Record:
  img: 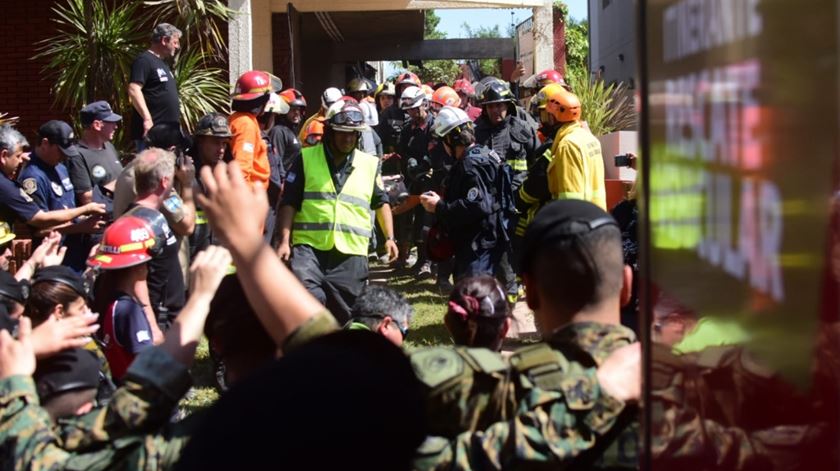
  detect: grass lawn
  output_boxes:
[178,261,453,413]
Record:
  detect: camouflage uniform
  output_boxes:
[284,312,638,470]
[0,347,194,470]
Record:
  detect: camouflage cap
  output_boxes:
[194,113,232,138]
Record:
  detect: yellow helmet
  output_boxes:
[0,221,15,246]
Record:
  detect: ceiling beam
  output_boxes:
[272,0,547,12]
[330,38,515,61]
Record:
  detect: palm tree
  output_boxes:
[173,50,230,132]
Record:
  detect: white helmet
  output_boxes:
[264,92,290,115]
[400,86,426,110]
[433,106,471,138]
[321,87,343,109]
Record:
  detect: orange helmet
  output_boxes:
[537,84,581,123]
[232,71,281,101]
[302,118,325,146]
[431,86,461,109]
[88,216,157,269]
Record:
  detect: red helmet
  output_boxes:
[88,216,157,270]
[232,71,280,101]
[279,88,307,108]
[453,79,475,97]
[396,72,421,87]
[524,69,570,91]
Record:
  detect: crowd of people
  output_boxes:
[0,21,834,471]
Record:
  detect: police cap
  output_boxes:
[33,348,100,403]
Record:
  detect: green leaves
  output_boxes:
[567,69,636,137]
[143,0,233,65]
[35,0,146,116]
[172,50,230,133]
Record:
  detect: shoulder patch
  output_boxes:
[467,187,480,201]
[91,165,107,179]
[162,194,183,213]
[410,347,465,389]
[22,178,37,195]
[19,188,33,202]
[51,181,64,196]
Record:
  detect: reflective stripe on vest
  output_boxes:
[196,210,208,225]
[292,144,378,255]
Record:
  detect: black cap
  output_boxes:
[38,120,80,158]
[80,101,122,126]
[194,113,232,138]
[34,348,100,402]
[521,199,619,274]
[32,266,87,299]
[0,270,25,304]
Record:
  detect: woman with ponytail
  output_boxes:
[444,275,511,351]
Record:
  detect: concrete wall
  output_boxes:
[588,0,635,87]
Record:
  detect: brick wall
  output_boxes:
[0,0,65,141]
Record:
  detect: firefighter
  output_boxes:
[276,100,398,323]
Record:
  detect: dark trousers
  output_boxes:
[290,244,368,324]
[453,245,502,282]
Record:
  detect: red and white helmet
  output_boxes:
[400,86,426,110]
[88,216,157,270]
[232,71,281,101]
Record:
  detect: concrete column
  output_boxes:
[532,0,555,72]
[251,0,273,73]
[228,0,253,83]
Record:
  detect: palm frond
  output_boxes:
[172,50,230,132]
[143,0,233,64]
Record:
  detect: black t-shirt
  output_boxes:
[129,51,180,140]
[68,141,123,193]
[123,205,185,314]
[268,123,302,175]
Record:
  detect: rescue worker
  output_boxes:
[395,85,437,274]
[188,112,232,259]
[346,79,382,156]
[521,68,571,92]
[374,82,396,114]
[260,92,289,242]
[420,106,510,281]
[270,88,307,173]
[229,70,278,189]
[299,87,343,145]
[301,119,325,148]
[377,71,421,156]
[475,81,539,303]
[430,86,461,115]
[547,88,606,210]
[20,121,108,271]
[513,84,568,256]
[276,100,399,323]
[453,79,482,121]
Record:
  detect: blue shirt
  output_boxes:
[0,171,40,224]
[19,153,76,212]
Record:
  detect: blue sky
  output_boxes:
[436,0,588,38]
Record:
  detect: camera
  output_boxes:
[614,154,633,167]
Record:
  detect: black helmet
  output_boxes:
[194,113,232,138]
[480,81,515,106]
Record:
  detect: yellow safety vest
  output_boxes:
[292,144,379,256]
[547,122,607,210]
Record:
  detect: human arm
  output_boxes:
[66,155,94,206]
[26,202,106,228]
[515,146,553,213]
[196,162,328,346]
[168,156,197,237]
[130,275,165,345]
[228,117,259,185]
[127,82,153,136]
[431,172,493,229]
[375,203,398,262]
[275,156,304,260]
[14,231,65,281]
[276,204,296,261]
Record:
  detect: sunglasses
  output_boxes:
[359,315,408,340]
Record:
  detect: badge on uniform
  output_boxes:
[22,178,37,195]
[163,194,183,213]
[467,187,479,201]
[51,181,64,196]
[92,165,106,180]
[242,142,255,153]
[286,172,296,183]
